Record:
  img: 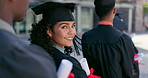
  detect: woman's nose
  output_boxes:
[68,28,76,35]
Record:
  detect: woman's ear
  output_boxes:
[47,28,53,37]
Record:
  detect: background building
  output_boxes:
[13,0,147,36]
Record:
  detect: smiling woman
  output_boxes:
[47,21,76,48]
[29,1,87,78]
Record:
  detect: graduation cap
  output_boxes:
[113,14,128,31]
[32,1,76,24]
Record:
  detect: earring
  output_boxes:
[50,37,52,40]
[50,37,54,42]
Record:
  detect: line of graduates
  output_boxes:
[0,0,139,78]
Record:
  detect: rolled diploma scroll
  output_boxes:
[134,53,144,61]
[57,59,73,78]
[80,58,90,75]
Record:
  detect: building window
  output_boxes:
[81,7,94,32]
[13,9,42,34]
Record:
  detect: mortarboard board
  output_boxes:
[113,14,128,31]
[32,1,76,24]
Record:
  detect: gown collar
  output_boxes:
[0,19,15,35]
[52,44,65,53]
[98,21,113,26]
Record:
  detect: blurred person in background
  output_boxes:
[113,13,128,33]
[82,0,139,78]
[113,13,140,78]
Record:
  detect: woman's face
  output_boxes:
[47,21,76,48]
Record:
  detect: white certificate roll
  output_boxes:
[80,58,90,75]
[57,59,73,78]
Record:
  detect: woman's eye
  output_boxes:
[72,25,76,28]
[61,26,67,29]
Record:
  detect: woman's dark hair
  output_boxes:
[29,19,55,55]
[29,19,81,55]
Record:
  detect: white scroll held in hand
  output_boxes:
[57,59,73,78]
[80,58,90,76]
[134,53,144,61]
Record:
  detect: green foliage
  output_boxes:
[144,3,148,13]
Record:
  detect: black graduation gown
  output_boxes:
[51,48,88,78]
[82,25,139,78]
[0,30,57,78]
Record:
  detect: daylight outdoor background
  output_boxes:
[15,0,148,78]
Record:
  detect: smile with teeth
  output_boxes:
[65,37,73,40]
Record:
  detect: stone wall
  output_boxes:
[135,0,144,32]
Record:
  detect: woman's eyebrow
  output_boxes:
[73,22,76,25]
[58,22,76,27]
[59,23,69,26]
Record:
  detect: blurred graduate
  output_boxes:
[82,0,139,78]
[113,13,128,33]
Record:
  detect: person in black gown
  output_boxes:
[29,1,87,78]
[113,13,140,78]
[82,0,139,78]
[113,13,128,33]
